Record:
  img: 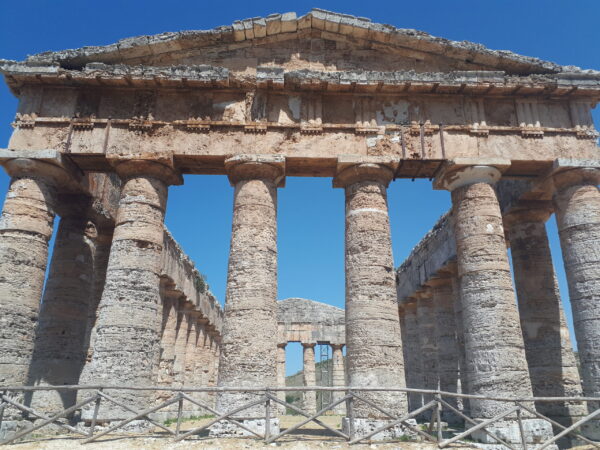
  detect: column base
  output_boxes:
[342,417,417,441]
[209,418,280,437]
[470,418,556,449]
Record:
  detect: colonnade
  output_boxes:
[154,286,221,419]
[0,153,598,442]
[275,342,346,415]
[398,160,600,443]
[0,155,221,424]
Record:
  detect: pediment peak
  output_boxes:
[16,9,594,76]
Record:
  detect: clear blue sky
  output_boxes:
[0,0,598,376]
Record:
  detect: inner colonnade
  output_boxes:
[0,8,599,446]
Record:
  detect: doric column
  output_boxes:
[428,276,461,425]
[0,158,65,386]
[331,344,346,415]
[183,313,199,386]
[171,301,189,390]
[81,157,182,420]
[400,300,423,412]
[302,343,317,414]
[26,196,98,414]
[194,319,212,405]
[435,159,553,444]
[333,156,408,432]
[155,287,179,412]
[207,331,220,409]
[451,273,470,418]
[553,163,600,409]
[506,204,586,432]
[83,227,113,367]
[276,343,287,414]
[416,289,437,415]
[216,155,284,427]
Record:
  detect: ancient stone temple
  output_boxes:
[0,8,599,445]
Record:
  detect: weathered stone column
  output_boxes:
[0,158,66,387]
[428,276,461,425]
[333,157,408,437]
[182,312,200,416]
[506,204,586,433]
[552,161,600,439]
[331,344,346,414]
[435,159,553,444]
[400,300,423,412]
[83,227,114,365]
[154,287,179,419]
[302,343,317,414]
[276,343,287,414]
[416,289,437,418]
[171,301,189,390]
[26,196,98,414]
[81,157,182,420]
[215,155,284,434]
[450,273,470,418]
[194,319,212,405]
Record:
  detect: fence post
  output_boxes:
[89,388,103,438]
[175,393,184,438]
[436,393,443,442]
[265,390,271,441]
[346,391,355,441]
[516,407,528,450]
[0,390,6,431]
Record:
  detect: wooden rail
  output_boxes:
[0,385,598,448]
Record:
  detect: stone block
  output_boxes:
[471,418,555,447]
[342,418,417,441]
[209,418,280,437]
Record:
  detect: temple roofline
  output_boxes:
[6,9,598,76]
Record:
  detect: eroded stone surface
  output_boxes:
[399,301,423,413]
[449,172,534,418]
[81,164,175,420]
[216,155,283,420]
[302,343,317,414]
[26,200,98,414]
[553,168,600,414]
[429,277,460,425]
[335,160,407,419]
[506,206,586,433]
[0,175,56,387]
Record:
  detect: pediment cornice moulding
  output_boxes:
[2,62,599,99]
[6,9,599,76]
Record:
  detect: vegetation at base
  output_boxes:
[164,414,214,426]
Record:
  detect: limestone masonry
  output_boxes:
[0,8,599,446]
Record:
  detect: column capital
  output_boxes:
[0,149,85,192]
[301,342,316,349]
[503,202,553,229]
[277,342,287,349]
[551,159,600,191]
[108,153,182,186]
[224,154,285,186]
[433,158,510,191]
[330,343,345,351]
[333,155,398,188]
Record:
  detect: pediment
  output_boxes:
[20,9,584,76]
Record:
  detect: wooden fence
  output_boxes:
[0,385,598,448]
